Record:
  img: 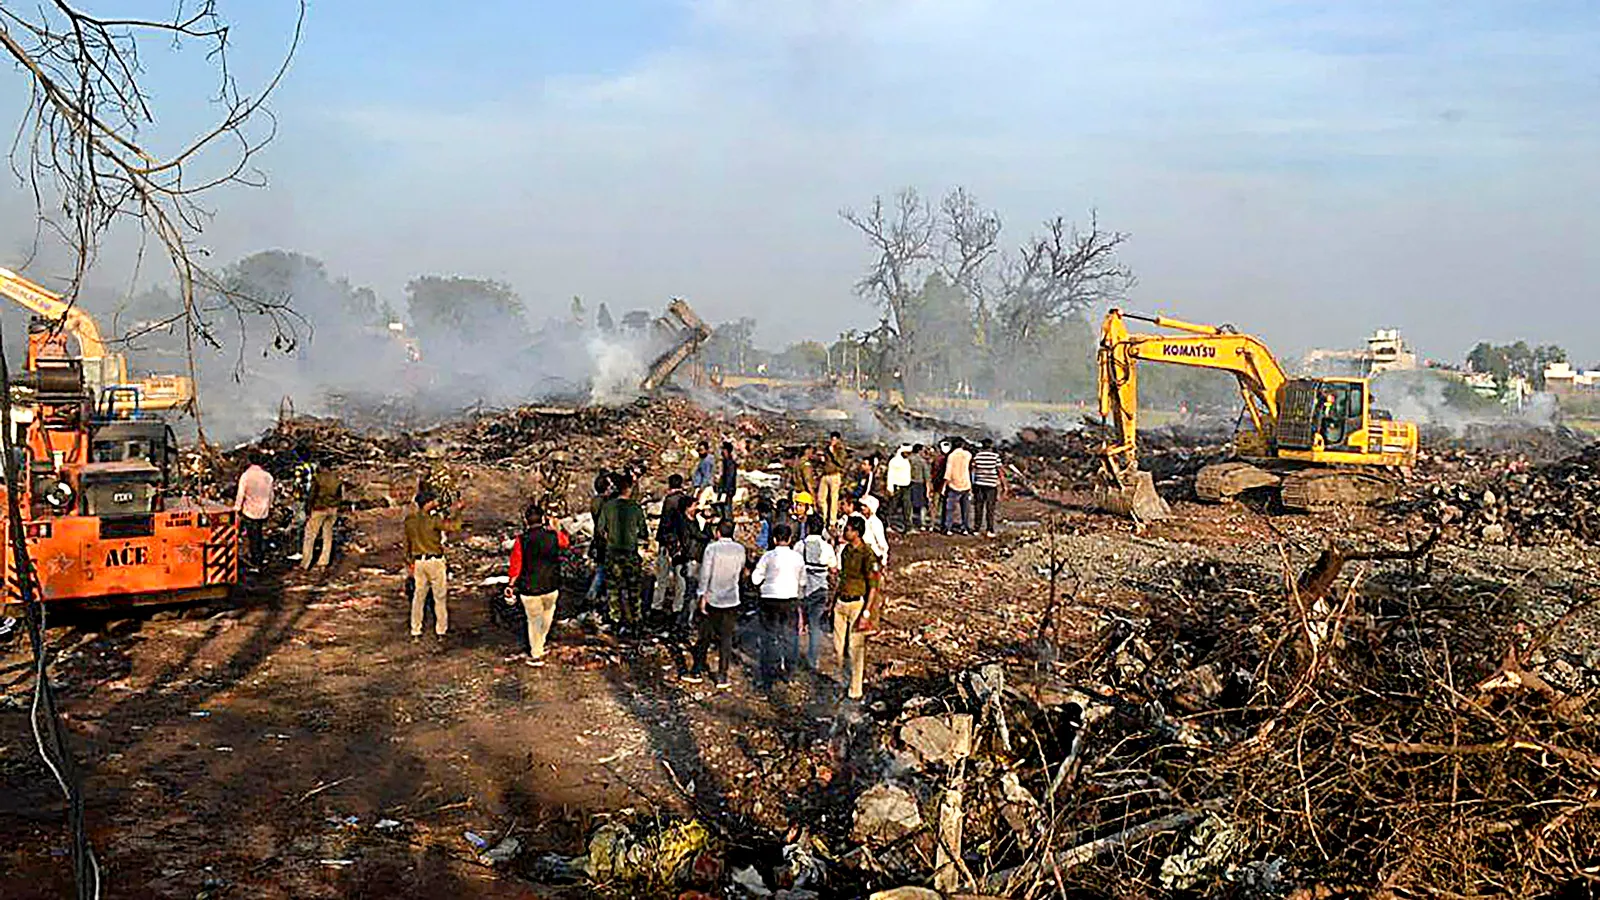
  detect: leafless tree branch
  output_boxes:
[0,0,306,435]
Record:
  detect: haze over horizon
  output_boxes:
[3,0,1597,364]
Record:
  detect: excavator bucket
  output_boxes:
[1095,469,1172,522]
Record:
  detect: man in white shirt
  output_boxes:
[233,454,274,572]
[798,513,839,670]
[687,520,746,688]
[859,495,890,568]
[750,522,806,685]
[885,445,913,533]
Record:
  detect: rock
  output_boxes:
[1482,523,1506,543]
[900,714,974,767]
[852,783,924,845]
[868,888,942,900]
[1174,663,1224,712]
[999,771,1040,842]
[731,865,771,897]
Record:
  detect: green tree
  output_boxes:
[1466,341,1567,391]
[405,275,527,344]
[703,317,760,374]
[773,341,829,378]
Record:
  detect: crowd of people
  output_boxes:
[234,429,1010,703]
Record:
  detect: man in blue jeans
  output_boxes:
[751,522,805,686]
[797,513,838,670]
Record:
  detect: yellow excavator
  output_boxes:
[1097,308,1418,520]
[0,266,193,416]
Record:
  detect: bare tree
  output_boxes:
[840,188,935,397]
[1,1,306,393]
[994,211,1133,353]
[845,187,1133,401]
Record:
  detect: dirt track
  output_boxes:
[3,433,1598,897]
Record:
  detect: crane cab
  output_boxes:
[1276,378,1417,467]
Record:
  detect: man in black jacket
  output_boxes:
[654,474,691,623]
[506,503,570,667]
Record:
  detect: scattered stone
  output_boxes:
[852,783,924,845]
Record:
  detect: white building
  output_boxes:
[1543,361,1600,394]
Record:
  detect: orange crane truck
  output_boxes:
[2,312,237,614]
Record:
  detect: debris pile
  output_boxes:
[1395,441,1600,544]
[1005,423,1230,499]
[770,543,1600,897]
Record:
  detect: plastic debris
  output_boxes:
[1159,813,1246,890]
[580,817,714,887]
[478,835,521,866]
[463,831,488,849]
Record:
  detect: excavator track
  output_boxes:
[1194,461,1282,503]
[1278,468,1398,510]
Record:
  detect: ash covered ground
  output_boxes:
[2,395,1598,899]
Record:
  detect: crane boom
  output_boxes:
[0,266,194,415]
[0,266,108,358]
[1099,308,1288,481]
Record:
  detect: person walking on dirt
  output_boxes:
[886,445,913,532]
[909,443,931,531]
[816,432,848,524]
[506,502,569,666]
[751,522,805,686]
[715,441,738,522]
[943,439,974,535]
[834,516,879,702]
[300,463,343,569]
[405,489,460,639]
[799,512,838,671]
[687,519,746,688]
[655,473,692,623]
[596,471,646,634]
[970,438,1008,538]
[233,453,274,572]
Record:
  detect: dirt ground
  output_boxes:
[2,443,1597,897]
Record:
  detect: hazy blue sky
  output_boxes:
[3,0,1597,361]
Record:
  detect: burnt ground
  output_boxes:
[2,417,1599,898]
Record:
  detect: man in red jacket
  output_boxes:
[505,503,570,666]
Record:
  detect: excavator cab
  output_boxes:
[1278,378,1366,452]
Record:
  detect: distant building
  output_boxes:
[1366,329,1417,374]
[1543,361,1600,395]
[1302,328,1419,377]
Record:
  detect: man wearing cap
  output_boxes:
[816,432,848,524]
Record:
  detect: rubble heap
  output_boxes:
[811,547,1600,897]
[1395,441,1600,545]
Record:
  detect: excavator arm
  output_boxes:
[1097,308,1291,519]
